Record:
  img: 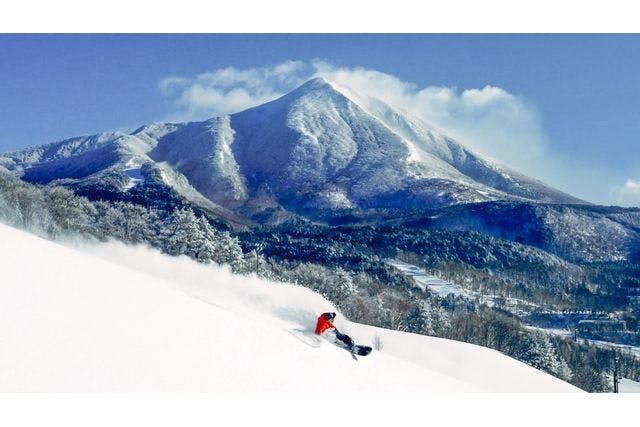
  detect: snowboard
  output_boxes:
[334,331,372,357]
[351,345,373,356]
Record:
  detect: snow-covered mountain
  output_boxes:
[0,223,580,392]
[0,77,582,220]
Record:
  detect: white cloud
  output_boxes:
[610,179,640,207]
[159,60,309,121]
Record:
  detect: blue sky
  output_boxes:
[1,34,639,206]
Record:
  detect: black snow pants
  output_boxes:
[335,330,354,349]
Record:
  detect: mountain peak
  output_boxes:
[283,76,342,99]
[302,76,330,87]
[233,76,353,121]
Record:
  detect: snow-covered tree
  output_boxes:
[194,215,217,263]
[7,185,45,231]
[43,186,95,237]
[406,304,428,334]
[0,180,21,226]
[211,230,244,269]
[405,300,449,336]
[515,332,572,381]
[162,207,202,258]
[92,201,159,245]
[157,209,244,270]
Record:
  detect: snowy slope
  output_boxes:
[386,259,474,298]
[388,259,540,317]
[0,223,580,392]
[619,378,640,393]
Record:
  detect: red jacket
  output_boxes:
[315,313,335,335]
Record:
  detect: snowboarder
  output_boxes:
[315,312,355,350]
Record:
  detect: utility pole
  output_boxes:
[613,355,619,393]
[254,242,264,276]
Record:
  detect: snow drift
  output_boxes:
[0,223,580,392]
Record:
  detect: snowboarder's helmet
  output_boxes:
[326,312,336,321]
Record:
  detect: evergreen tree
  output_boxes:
[406,304,428,334]
[211,230,244,269]
[515,331,572,381]
[163,207,203,258]
[92,201,159,245]
[43,186,95,237]
[194,215,217,263]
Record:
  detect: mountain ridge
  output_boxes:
[0,77,585,217]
